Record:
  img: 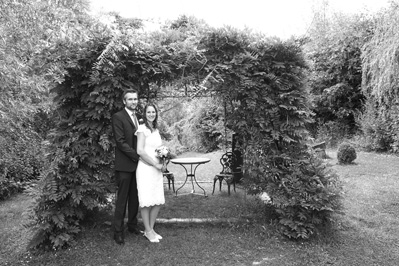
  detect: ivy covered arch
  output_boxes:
[29,24,341,249]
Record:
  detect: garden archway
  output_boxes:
[29,26,341,249]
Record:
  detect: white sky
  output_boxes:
[90,0,391,39]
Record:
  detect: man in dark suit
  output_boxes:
[112,89,142,245]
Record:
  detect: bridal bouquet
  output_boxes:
[155,145,174,170]
[155,146,172,160]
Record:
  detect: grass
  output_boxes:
[1,149,399,265]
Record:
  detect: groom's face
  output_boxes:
[123,92,138,111]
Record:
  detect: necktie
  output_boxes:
[131,113,139,128]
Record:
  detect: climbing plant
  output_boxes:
[201,29,342,238]
[28,20,342,249]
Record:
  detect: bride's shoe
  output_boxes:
[143,230,159,243]
[153,230,163,240]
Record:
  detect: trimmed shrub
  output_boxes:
[337,143,357,164]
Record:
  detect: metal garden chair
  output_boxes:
[163,159,175,192]
[212,151,242,196]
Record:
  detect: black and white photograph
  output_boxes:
[1,0,398,265]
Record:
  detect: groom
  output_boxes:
[112,88,142,245]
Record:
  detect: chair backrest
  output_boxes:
[163,158,171,173]
[219,151,243,183]
[219,152,234,174]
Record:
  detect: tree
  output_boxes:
[0,0,94,101]
[304,5,374,144]
[362,2,399,103]
[360,2,399,152]
[0,0,102,199]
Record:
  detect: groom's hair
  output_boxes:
[122,88,139,101]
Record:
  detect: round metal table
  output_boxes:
[170,157,210,196]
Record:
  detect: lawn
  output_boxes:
[1,149,399,265]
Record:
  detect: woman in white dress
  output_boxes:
[135,103,165,243]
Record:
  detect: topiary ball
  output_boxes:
[337,143,357,164]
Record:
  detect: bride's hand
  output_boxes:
[154,163,163,170]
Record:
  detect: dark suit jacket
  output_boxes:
[112,109,141,172]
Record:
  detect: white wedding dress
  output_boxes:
[135,125,165,208]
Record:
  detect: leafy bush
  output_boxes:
[196,99,227,152]
[337,143,357,164]
[304,12,373,141]
[0,0,94,201]
[32,108,57,139]
[245,134,342,239]
[315,120,352,148]
[0,114,46,201]
[26,36,116,250]
[309,83,363,141]
[357,99,399,153]
[203,30,343,239]
[0,179,23,201]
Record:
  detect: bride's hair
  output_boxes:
[142,103,158,131]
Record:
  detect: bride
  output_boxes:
[135,103,165,243]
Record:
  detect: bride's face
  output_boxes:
[146,106,157,122]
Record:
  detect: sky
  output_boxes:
[90,0,391,39]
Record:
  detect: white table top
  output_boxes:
[170,157,210,164]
